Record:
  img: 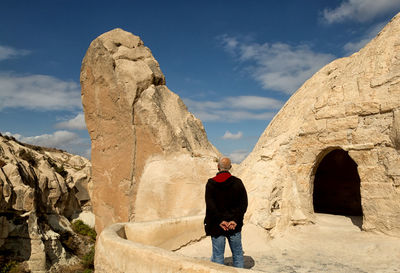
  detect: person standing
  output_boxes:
[204,157,248,268]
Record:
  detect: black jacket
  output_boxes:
[204,171,248,237]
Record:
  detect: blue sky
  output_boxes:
[1,0,399,162]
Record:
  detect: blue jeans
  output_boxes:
[211,232,244,268]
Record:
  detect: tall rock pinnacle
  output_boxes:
[81,29,219,233]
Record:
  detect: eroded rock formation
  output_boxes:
[0,134,92,272]
[82,14,400,246]
[238,13,400,236]
[81,29,220,233]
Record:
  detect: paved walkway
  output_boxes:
[177,214,400,272]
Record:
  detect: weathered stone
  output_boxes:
[361,183,394,198]
[351,126,392,145]
[314,104,346,120]
[74,211,95,228]
[0,135,92,271]
[236,12,400,237]
[348,149,378,166]
[134,154,217,222]
[391,109,400,150]
[299,118,326,136]
[95,217,260,273]
[87,13,400,272]
[317,130,349,144]
[326,115,359,131]
[81,29,220,233]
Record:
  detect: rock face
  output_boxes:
[238,13,400,237]
[81,29,220,233]
[0,134,92,272]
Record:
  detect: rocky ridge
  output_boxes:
[0,134,93,272]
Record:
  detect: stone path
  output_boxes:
[177,214,400,272]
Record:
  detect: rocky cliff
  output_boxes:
[81,29,220,234]
[0,134,93,272]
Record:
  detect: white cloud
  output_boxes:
[220,36,335,94]
[224,96,283,110]
[222,131,243,140]
[323,0,400,24]
[6,130,79,147]
[195,110,276,122]
[221,36,239,54]
[0,45,30,61]
[184,96,281,122]
[4,130,90,158]
[55,113,87,130]
[0,74,82,111]
[185,96,283,111]
[343,22,386,54]
[229,149,249,164]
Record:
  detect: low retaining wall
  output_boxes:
[95,215,259,272]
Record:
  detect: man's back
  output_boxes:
[204,172,248,236]
[203,157,248,268]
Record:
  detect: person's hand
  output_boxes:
[219,221,229,231]
[228,221,237,230]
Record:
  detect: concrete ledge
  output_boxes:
[95,215,259,272]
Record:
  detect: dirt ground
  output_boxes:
[177,214,400,272]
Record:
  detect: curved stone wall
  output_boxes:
[95,216,259,273]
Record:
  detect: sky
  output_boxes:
[1,0,400,163]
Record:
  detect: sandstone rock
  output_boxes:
[0,135,92,271]
[237,12,400,237]
[81,29,220,233]
[74,211,95,228]
[390,109,400,149]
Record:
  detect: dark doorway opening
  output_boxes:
[313,149,362,216]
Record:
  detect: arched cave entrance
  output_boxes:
[313,149,362,216]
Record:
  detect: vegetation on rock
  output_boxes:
[0,260,29,273]
[70,220,96,272]
[47,158,68,178]
[18,150,37,167]
[81,246,95,270]
[72,220,96,241]
[55,220,96,273]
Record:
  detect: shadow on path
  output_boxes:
[224,255,255,269]
[346,215,363,230]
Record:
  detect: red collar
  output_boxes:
[212,172,232,183]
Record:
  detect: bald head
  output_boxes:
[218,157,232,172]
